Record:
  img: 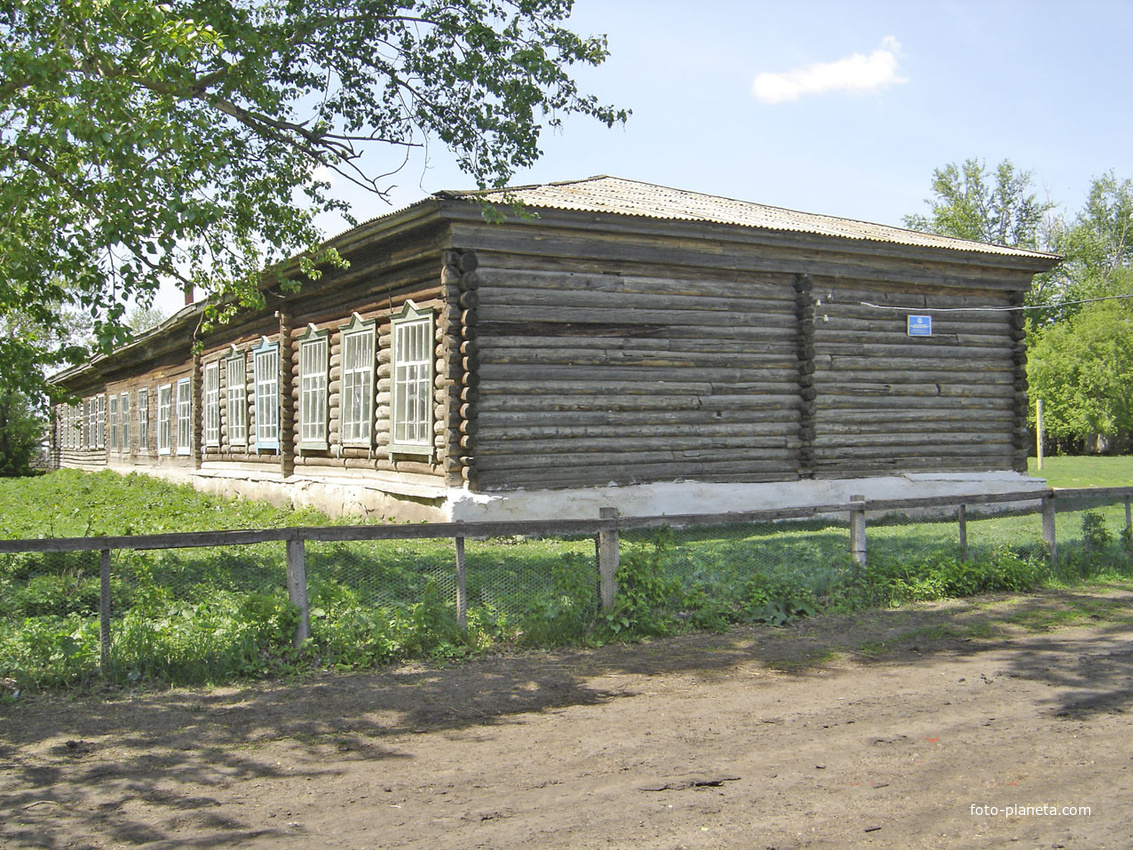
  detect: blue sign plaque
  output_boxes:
[907,315,932,337]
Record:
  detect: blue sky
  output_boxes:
[359,0,1133,228]
[158,1,1133,311]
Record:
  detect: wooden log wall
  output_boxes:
[1009,290,1030,473]
[809,277,1020,477]
[467,259,803,491]
[443,208,1046,493]
[231,247,453,487]
[51,203,1049,500]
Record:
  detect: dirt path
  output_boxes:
[3,587,1133,848]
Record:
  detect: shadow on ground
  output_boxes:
[3,585,1133,847]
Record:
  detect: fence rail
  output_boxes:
[2,486,1131,670]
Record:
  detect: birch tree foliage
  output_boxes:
[0,0,627,395]
[903,158,1052,250]
[1027,297,1133,453]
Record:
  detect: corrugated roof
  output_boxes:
[440,175,1059,261]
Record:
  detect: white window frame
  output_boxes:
[298,325,329,450]
[203,361,221,448]
[95,395,106,449]
[108,395,119,451]
[390,301,435,456]
[137,388,148,452]
[176,378,192,456]
[157,384,172,455]
[253,337,280,452]
[86,399,95,450]
[226,352,247,448]
[339,314,375,447]
[119,392,129,452]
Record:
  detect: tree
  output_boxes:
[903,158,1053,250]
[1027,299,1133,454]
[1050,172,1133,303]
[0,0,627,397]
[126,303,170,334]
[0,384,44,476]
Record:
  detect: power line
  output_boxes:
[859,293,1133,313]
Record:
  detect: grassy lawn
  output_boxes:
[1028,455,1133,488]
[2,466,1132,692]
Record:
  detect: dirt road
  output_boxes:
[3,588,1132,848]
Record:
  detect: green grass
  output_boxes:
[2,467,1132,694]
[1028,455,1133,488]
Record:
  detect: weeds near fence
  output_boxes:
[2,470,1133,695]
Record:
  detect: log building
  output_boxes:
[48,177,1061,521]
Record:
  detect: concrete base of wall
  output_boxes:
[105,462,1047,525]
[109,462,450,523]
[444,471,1049,522]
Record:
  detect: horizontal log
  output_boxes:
[812,431,1013,449]
[473,432,800,455]
[476,303,798,330]
[474,266,799,300]
[475,406,801,426]
[817,370,1014,387]
[475,389,800,413]
[816,397,1015,414]
[477,334,795,356]
[478,364,800,384]
[377,458,441,476]
[812,442,1015,461]
[456,225,1041,291]
[475,442,798,470]
[478,347,797,370]
[473,460,799,490]
[478,284,797,316]
[818,342,1013,361]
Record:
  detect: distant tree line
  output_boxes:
[905,159,1133,456]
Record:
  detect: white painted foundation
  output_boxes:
[444,472,1049,522]
[106,461,1047,524]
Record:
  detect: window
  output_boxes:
[253,338,279,451]
[203,361,220,447]
[59,405,70,450]
[86,399,96,450]
[137,388,149,452]
[119,393,130,451]
[108,396,119,451]
[95,395,106,449]
[226,354,247,447]
[340,314,375,446]
[176,378,191,455]
[157,385,172,455]
[298,326,329,449]
[391,302,434,454]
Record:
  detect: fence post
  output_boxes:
[1125,496,1131,535]
[454,529,467,631]
[957,504,969,561]
[286,533,310,647]
[1042,495,1057,561]
[598,507,619,612]
[100,548,111,671]
[849,495,867,566]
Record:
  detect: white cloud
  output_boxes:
[751,36,907,104]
